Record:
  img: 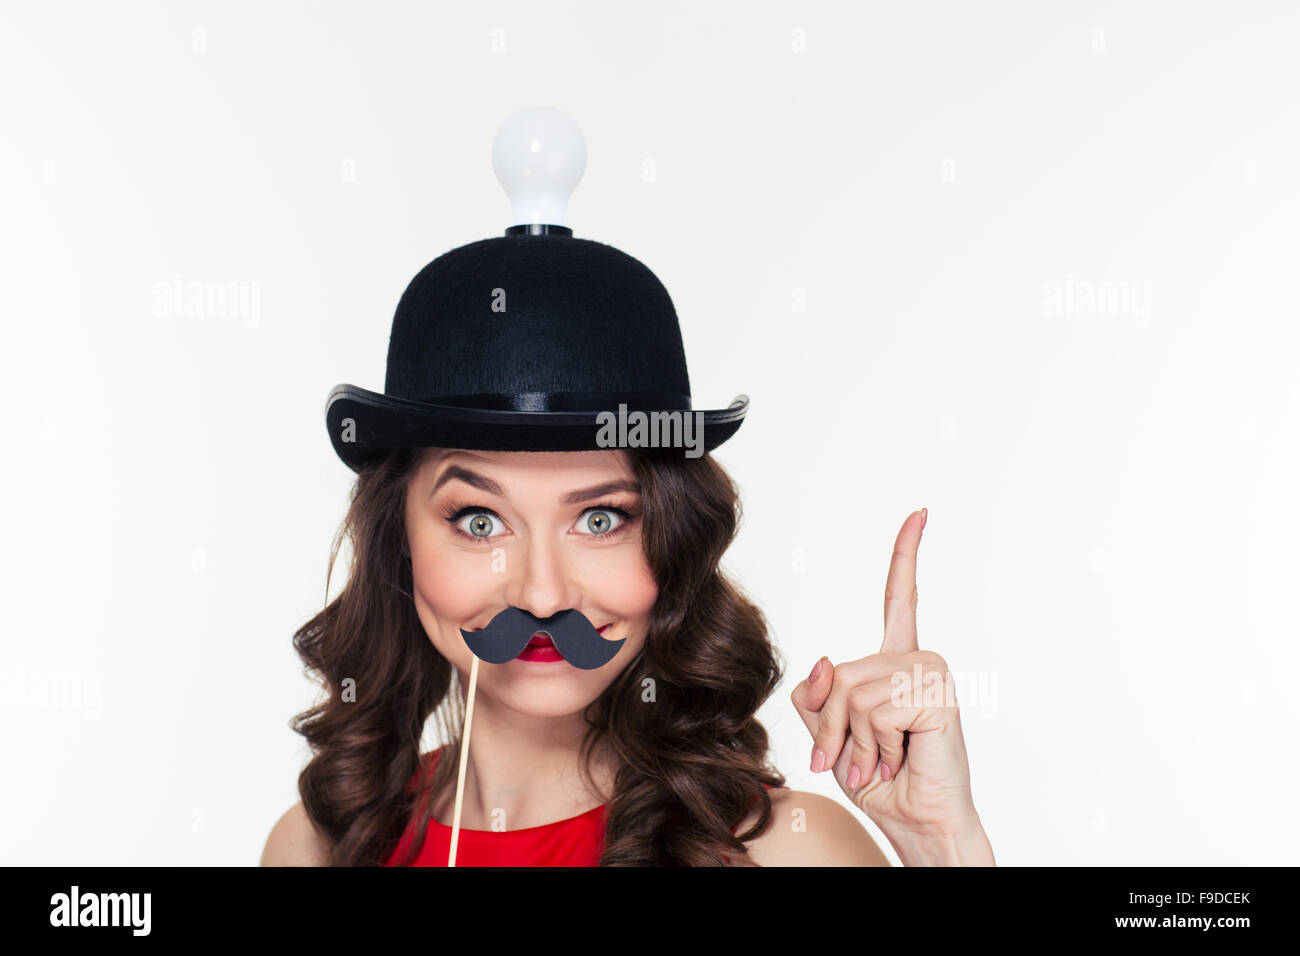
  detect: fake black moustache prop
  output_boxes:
[460,607,627,670]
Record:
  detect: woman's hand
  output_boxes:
[790,508,993,864]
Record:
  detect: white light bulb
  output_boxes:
[491,106,587,228]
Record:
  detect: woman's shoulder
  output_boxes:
[262,751,442,867]
[736,788,891,866]
[260,800,330,867]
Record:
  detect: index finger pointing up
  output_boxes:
[880,508,926,655]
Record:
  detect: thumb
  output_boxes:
[789,656,833,737]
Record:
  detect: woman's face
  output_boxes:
[404,447,658,718]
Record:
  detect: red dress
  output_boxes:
[384,747,777,866]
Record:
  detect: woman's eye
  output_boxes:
[456,512,501,538]
[575,508,623,536]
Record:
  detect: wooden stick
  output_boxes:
[447,654,480,867]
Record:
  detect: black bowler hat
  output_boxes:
[325,107,749,473]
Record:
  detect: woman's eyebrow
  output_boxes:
[560,480,640,504]
[430,465,505,499]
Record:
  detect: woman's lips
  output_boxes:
[516,624,611,663]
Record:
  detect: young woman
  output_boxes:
[260,108,994,867]
[260,443,994,866]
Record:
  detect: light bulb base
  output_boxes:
[504,224,573,237]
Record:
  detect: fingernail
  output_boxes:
[921,507,928,530]
[809,657,823,683]
[880,761,892,782]
[847,765,861,788]
[810,748,826,773]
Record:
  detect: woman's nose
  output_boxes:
[505,535,578,620]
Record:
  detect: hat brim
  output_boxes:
[325,384,748,473]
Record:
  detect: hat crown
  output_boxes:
[383,234,693,408]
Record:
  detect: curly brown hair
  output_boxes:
[289,445,787,865]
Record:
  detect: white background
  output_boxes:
[2,0,1297,866]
